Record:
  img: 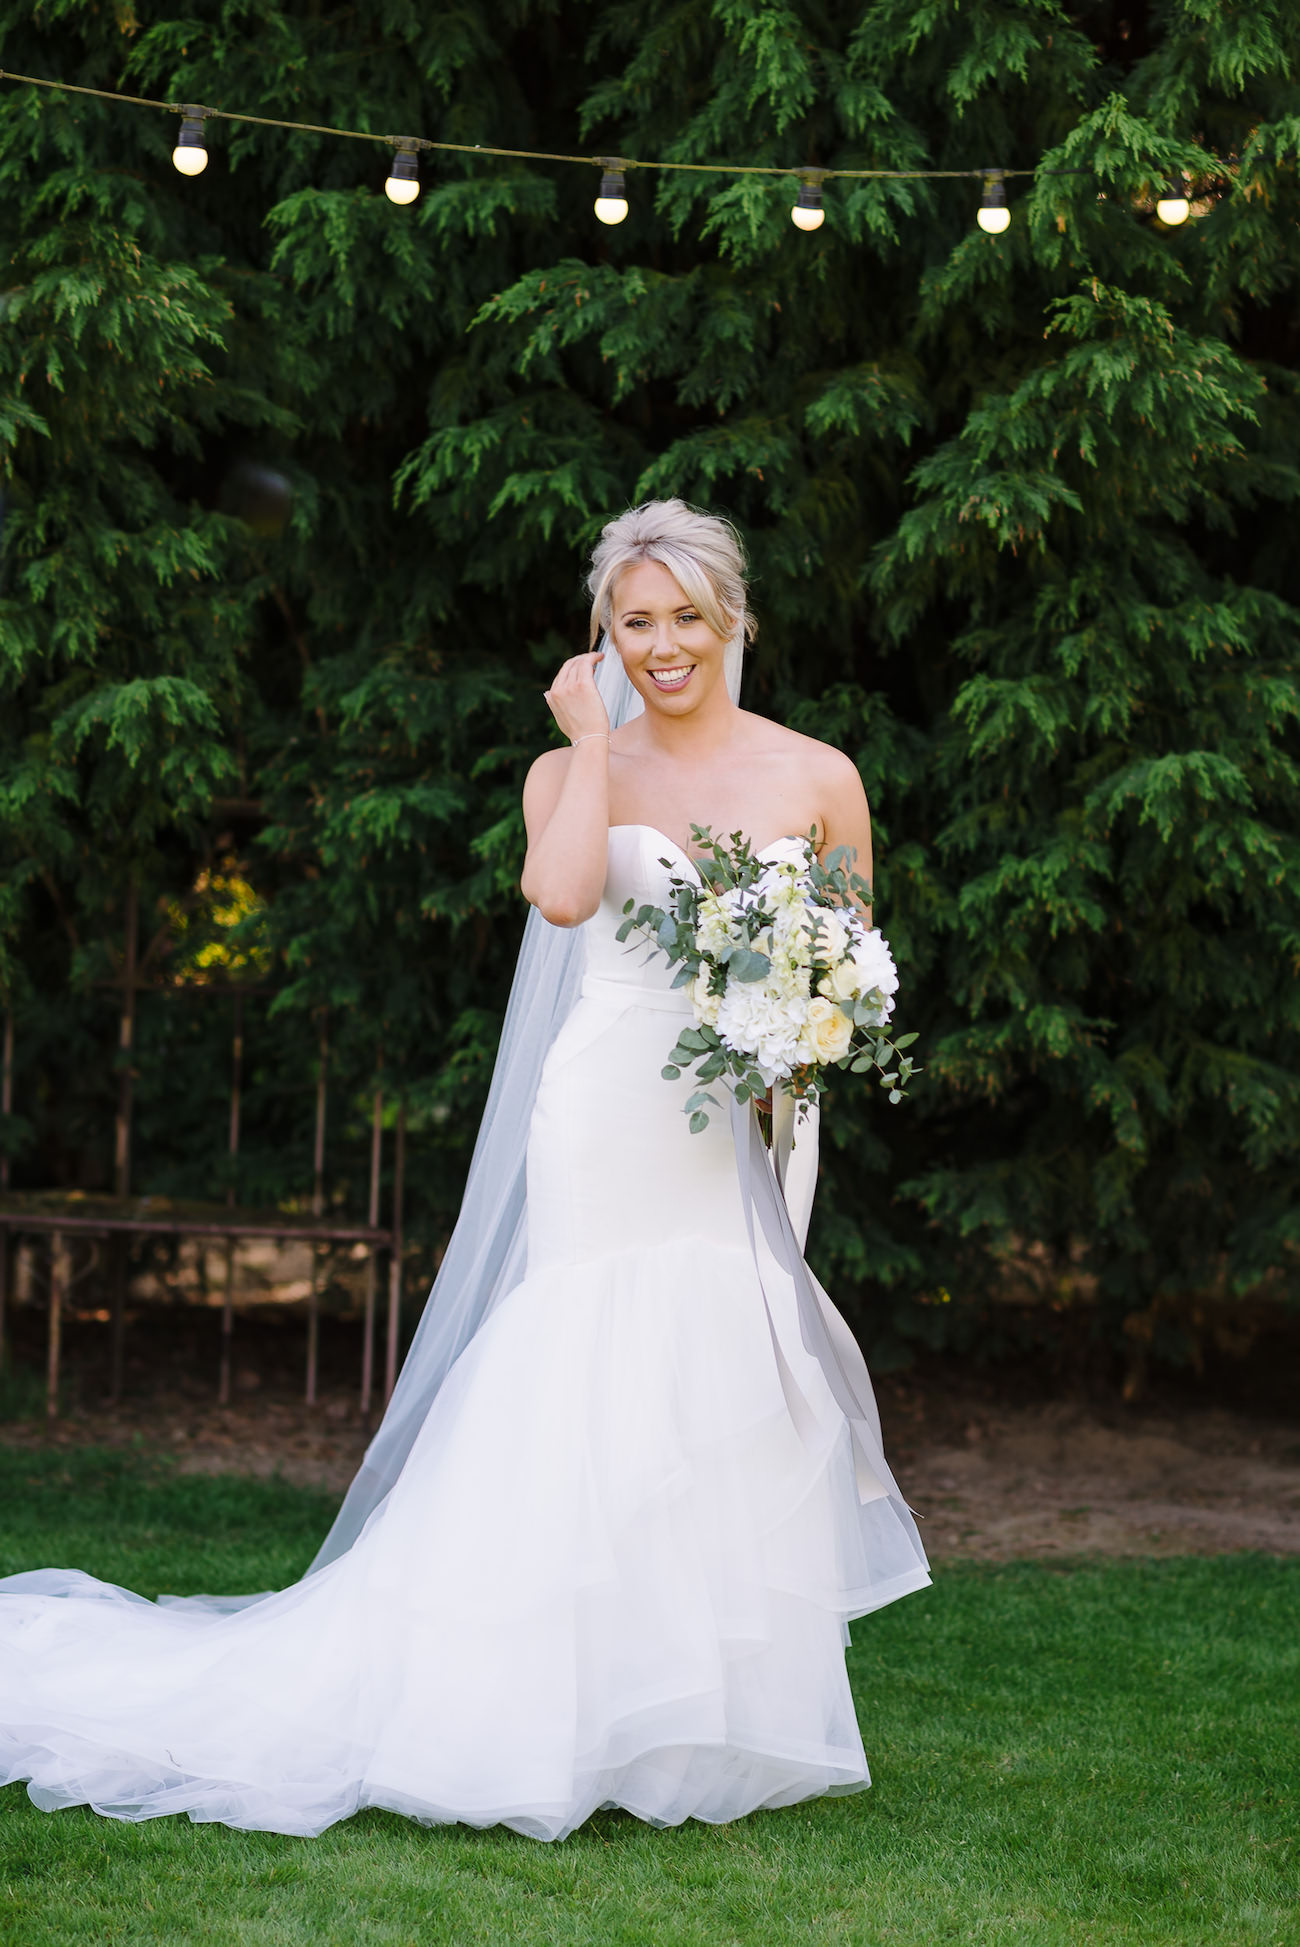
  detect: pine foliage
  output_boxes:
[2,0,1298,1373]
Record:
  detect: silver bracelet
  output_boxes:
[569,731,611,746]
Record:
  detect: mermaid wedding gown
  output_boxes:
[0,826,929,1841]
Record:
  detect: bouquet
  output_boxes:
[617,826,920,1133]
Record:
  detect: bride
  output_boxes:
[0,498,928,1843]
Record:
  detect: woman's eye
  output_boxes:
[677,612,700,624]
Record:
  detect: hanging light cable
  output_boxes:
[594,160,629,225]
[1,70,1102,219]
[791,171,826,232]
[976,168,1011,233]
[385,139,421,205]
[172,105,211,177]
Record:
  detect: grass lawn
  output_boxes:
[0,1448,1294,1946]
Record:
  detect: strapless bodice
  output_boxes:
[580,825,805,1008]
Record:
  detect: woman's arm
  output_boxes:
[519,651,613,927]
[816,747,876,927]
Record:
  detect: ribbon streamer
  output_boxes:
[731,1091,920,1532]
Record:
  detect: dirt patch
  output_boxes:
[4,1364,1298,1561]
[889,1399,1300,1560]
[0,1390,373,1495]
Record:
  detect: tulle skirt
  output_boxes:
[1,1229,929,1840]
[2,938,929,1840]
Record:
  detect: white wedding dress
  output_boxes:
[0,826,929,1842]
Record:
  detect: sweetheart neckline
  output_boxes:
[607,823,807,868]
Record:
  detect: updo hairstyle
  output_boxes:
[586,499,758,652]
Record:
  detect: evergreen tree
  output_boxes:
[1,1,1297,1378]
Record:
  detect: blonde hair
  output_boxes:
[586,499,758,651]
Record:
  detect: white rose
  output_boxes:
[819,956,862,1004]
[798,995,853,1065]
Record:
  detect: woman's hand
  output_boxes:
[521,650,614,927]
[543,650,610,745]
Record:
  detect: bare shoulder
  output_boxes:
[813,738,869,811]
[524,744,572,788]
[740,712,867,801]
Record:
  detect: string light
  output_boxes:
[385,139,420,206]
[977,168,1011,234]
[172,106,210,177]
[791,174,825,232]
[1156,182,1190,225]
[594,162,628,226]
[3,67,1194,245]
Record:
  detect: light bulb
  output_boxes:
[595,168,628,225]
[172,112,209,177]
[1156,193,1189,225]
[385,143,420,206]
[791,181,824,231]
[977,168,1010,234]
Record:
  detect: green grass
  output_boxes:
[0,1450,1295,1946]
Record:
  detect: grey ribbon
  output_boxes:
[730,1091,891,1506]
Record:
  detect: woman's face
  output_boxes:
[609,559,731,714]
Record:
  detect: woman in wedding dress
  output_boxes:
[0,499,928,1843]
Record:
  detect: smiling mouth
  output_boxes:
[648,665,696,692]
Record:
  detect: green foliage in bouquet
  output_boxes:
[616,825,919,1132]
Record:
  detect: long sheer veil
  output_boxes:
[310,635,742,1570]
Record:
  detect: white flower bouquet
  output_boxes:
[617,826,920,1133]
